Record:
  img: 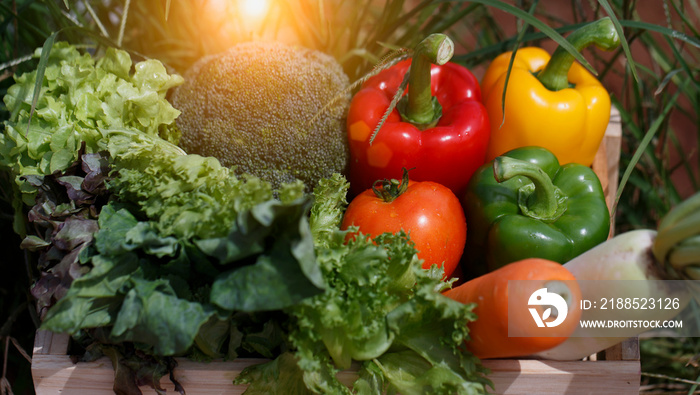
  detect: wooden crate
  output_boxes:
[32,109,638,395]
[33,330,640,395]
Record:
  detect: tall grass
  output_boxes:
[1,0,698,393]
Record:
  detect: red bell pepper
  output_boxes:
[346,34,490,196]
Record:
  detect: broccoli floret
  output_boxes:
[170,41,351,192]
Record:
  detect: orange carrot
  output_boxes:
[444,258,582,359]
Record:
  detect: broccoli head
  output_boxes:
[170,41,351,191]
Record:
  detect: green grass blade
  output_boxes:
[614,79,688,216]
[598,0,639,83]
[654,68,684,96]
[362,0,431,50]
[429,3,480,34]
[660,35,700,93]
[619,20,700,49]
[667,0,700,37]
[83,0,110,39]
[0,1,52,38]
[669,131,700,192]
[26,31,57,136]
[498,0,540,127]
[442,0,596,74]
[117,0,131,47]
[453,22,587,64]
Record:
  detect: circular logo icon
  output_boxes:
[528,287,568,328]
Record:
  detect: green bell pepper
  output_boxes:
[461,146,610,277]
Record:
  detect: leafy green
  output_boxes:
[110,277,216,356]
[104,128,276,240]
[309,173,349,249]
[23,148,110,319]
[33,120,321,361]
[1,41,183,234]
[205,198,324,312]
[234,352,314,395]
[236,176,489,394]
[41,132,326,356]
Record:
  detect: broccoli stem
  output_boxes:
[399,34,454,129]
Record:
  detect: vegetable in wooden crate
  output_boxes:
[170,40,351,192]
[0,42,183,234]
[537,191,700,360]
[444,258,582,359]
[461,146,610,277]
[346,33,490,197]
[481,17,621,167]
[341,168,466,278]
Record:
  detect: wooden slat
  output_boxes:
[32,331,357,395]
[591,107,622,238]
[482,359,640,395]
[591,107,635,363]
[33,354,118,395]
[601,338,641,361]
[604,108,623,210]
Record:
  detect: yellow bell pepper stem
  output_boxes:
[538,17,621,91]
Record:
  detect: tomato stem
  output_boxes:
[398,34,453,129]
[372,167,412,202]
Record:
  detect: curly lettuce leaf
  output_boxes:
[1,43,182,212]
[372,275,491,395]
[104,128,273,240]
[289,232,413,370]
[309,173,349,249]
[104,130,325,311]
[282,232,488,394]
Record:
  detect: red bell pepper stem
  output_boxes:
[537,17,620,91]
[399,33,454,128]
[493,156,568,221]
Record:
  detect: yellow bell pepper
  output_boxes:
[481,18,620,167]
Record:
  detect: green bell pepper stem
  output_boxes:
[537,17,621,91]
[494,156,566,221]
[400,33,454,127]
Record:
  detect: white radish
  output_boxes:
[535,191,700,361]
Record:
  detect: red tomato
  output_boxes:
[340,177,466,278]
